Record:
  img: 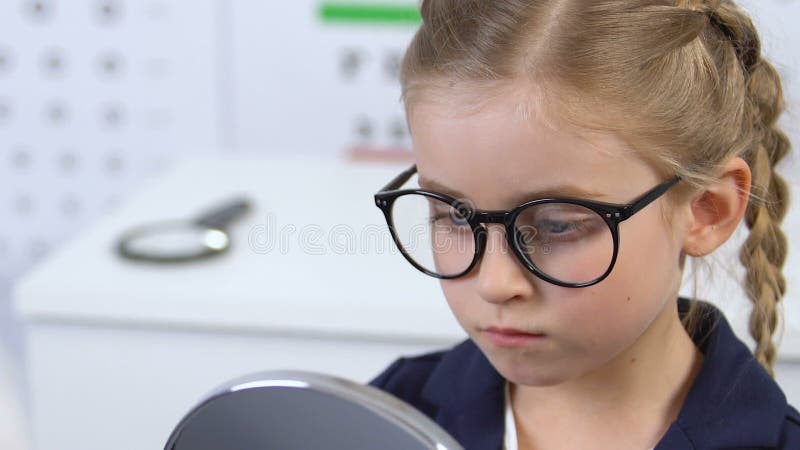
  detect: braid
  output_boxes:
[711,1,791,376]
[740,69,790,376]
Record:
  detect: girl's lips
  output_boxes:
[483,327,547,347]
[485,326,545,336]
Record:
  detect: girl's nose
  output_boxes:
[475,224,536,304]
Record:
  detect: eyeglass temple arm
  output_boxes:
[378,164,418,192]
[621,176,682,220]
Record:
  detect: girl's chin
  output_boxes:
[485,354,571,387]
[502,369,568,387]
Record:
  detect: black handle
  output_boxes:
[192,197,252,230]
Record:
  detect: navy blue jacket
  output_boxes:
[369,297,800,449]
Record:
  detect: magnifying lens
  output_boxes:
[164,370,464,450]
[116,197,252,263]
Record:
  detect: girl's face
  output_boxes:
[408,85,689,387]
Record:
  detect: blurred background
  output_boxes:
[0,1,798,449]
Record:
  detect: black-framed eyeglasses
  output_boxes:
[374,165,681,288]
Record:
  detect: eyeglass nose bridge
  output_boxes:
[470,210,512,225]
[468,210,545,285]
[469,211,519,259]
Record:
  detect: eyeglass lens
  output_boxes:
[389,193,614,284]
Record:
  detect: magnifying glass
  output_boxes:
[116,197,252,263]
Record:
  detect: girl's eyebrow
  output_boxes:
[418,176,608,203]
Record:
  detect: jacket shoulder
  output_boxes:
[779,404,800,449]
[367,347,450,417]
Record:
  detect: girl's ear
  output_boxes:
[681,156,752,257]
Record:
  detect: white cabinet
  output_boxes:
[14,155,465,450]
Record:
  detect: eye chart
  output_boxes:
[0,0,220,281]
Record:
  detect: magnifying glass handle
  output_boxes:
[193,198,252,230]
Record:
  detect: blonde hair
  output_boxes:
[401,0,791,375]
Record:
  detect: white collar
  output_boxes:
[504,381,518,450]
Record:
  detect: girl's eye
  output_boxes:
[515,203,606,243]
[538,220,580,234]
[541,220,571,233]
[430,211,469,227]
[516,211,597,239]
[535,218,599,240]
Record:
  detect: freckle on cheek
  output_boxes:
[627,296,631,302]
[630,357,637,363]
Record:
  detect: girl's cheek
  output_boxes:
[440,281,473,317]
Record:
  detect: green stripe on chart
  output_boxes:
[319,3,421,25]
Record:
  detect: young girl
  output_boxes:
[369,1,799,449]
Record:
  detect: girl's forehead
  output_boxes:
[408,89,656,208]
[413,97,643,186]
[408,80,631,156]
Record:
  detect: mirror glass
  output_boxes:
[120,223,229,260]
[165,371,463,450]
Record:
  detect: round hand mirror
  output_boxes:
[164,370,463,450]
